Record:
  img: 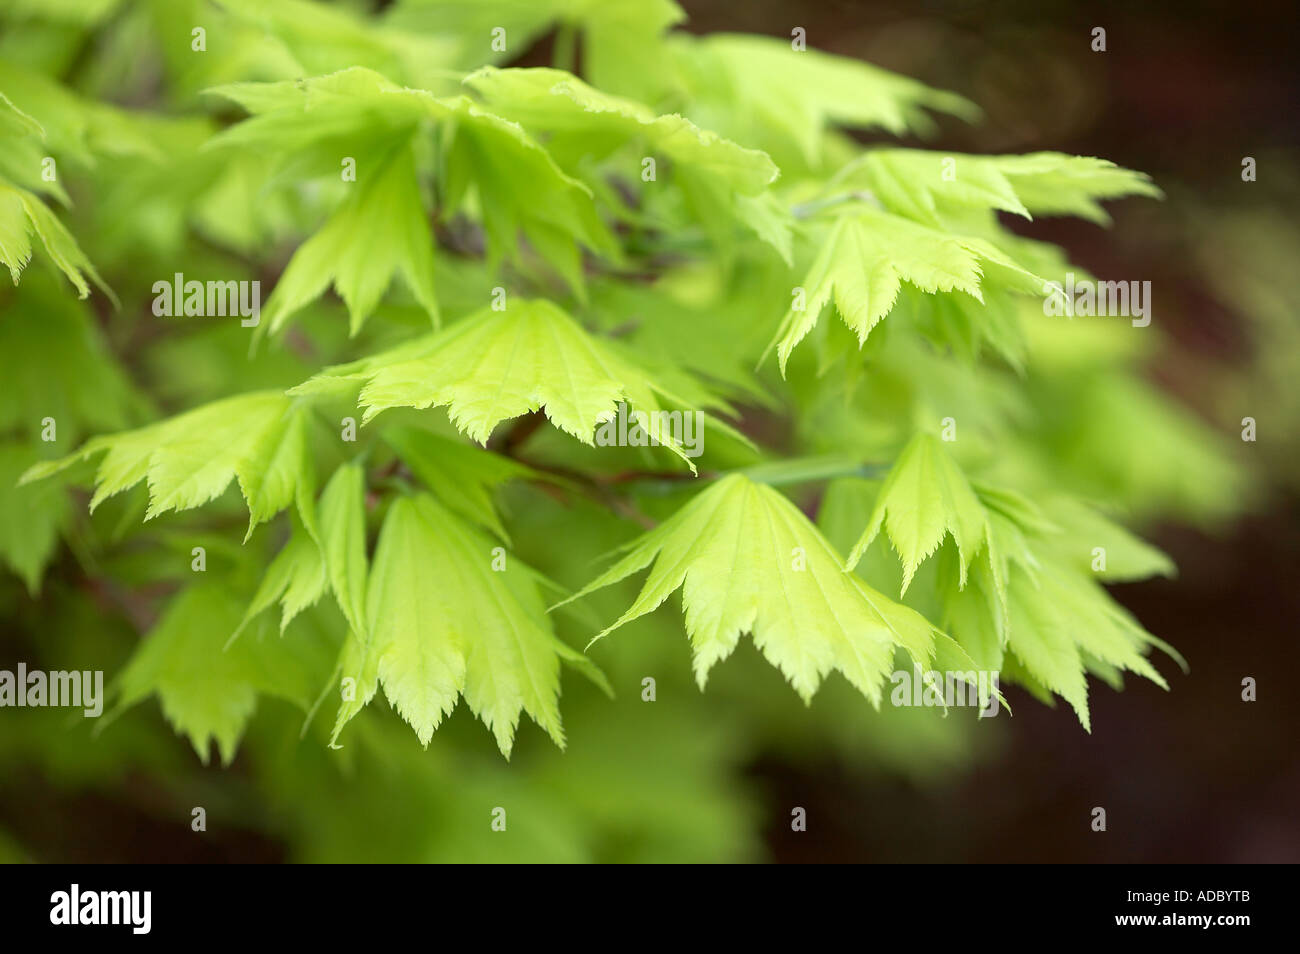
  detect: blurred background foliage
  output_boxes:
[0,0,1296,862]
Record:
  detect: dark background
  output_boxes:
[673,0,1298,862]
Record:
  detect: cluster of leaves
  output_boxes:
[0,0,1250,858]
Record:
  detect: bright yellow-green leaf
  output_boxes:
[771,208,1046,373]
[233,516,328,638]
[20,391,313,528]
[559,473,946,706]
[205,67,439,155]
[995,153,1163,225]
[117,584,338,764]
[336,492,594,756]
[672,34,977,171]
[844,150,1160,227]
[441,96,618,285]
[1002,560,1170,732]
[847,434,987,592]
[385,426,539,541]
[317,462,369,637]
[0,182,109,298]
[263,144,438,335]
[852,149,1031,225]
[464,66,778,195]
[291,299,723,470]
[1037,495,1176,581]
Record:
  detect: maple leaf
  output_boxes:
[846,433,988,592]
[828,458,1179,731]
[384,426,541,542]
[839,149,1160,227]
[116,584,338,764]
[290,299,731,470]
[771,208,1047,372]
[994,558,1174,732]
[209,67,616,317]
[994,153,1163,225]
[204,67,438,158]
[316,461,369,636]
[262,143,439,335]
[20,391,316,535]
[331,492,600,756]
[0,2,1233,787]
[849,149,1031,226]
[672,34,977,171]
[213,0,461,90]
[440,95,619,290]
[0,441,71,595]
[464,66,778,195]
[0,181,109,299]
[558,473,961,705]
[233,516,328,639]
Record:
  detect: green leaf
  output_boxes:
[573,0,685,102]
[733,192,794,264]
[20,391,313,527]
[0,182,110,299]
[239,397,314,540]
[0,441,71,594]
[1002,560,1169,732]
[0,4,1206,780]
[739,454,870,487]
[329,628,381,748]
[385,426,539,541]
[995,153,1162,225]
[0,92,43,140]
[889,283,1030,370]
[771,208,1046,372]
[338,492,587,756]
[213,0,461,90]
[441,96,618,286]
[558,473,943,705]
[851,149,1031,225]
[291,299,723,471]
[967,483,1057,637]
[205,67,439,157]
[0,274,138,442]
[213,68,619,301]
[931,485,1176,729]
[388,0,685,100]
[845,150,1161,227]
[847,434,987,592]
[464,66,778,195]
[233,516,328,638]
[263,143,438,335]
[672,34,977,170]
[116,584,338,764]
[1037,496,1176,581]
[0,59,161,165]
[317,462,369,637]
[829,459,1172,730]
